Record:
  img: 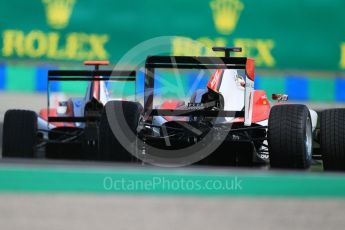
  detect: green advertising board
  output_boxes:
[1,0,345,71]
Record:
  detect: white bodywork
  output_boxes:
[309,109,318,131]
[152,69,256,128]
[211,69,254,126]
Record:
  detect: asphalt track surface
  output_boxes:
[0,194,344,230]
[1,92,345,230]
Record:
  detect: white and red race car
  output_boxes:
[2,61,137,161]
[130,47,319,168]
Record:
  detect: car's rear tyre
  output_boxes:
[320,109,345,171]
[2,110,37,158]
[98,101,143,161]
[268,104,312,169]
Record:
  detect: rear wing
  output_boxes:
[47,69,136,123]
[145,56,247,69]
[144,47,255,126]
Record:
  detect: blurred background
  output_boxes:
[1,0,345,113]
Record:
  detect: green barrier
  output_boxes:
[1,0,345,71]
[6,66,36,92]
[309,78,335,102]
[0,166,345,198]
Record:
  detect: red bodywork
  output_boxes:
[245,58,255,81]
[207,69,223,93]
[159,100,186,121]
[233,90,270,123]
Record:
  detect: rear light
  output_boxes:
[259,96,269,105]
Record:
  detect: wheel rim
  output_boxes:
[305,116,313,161]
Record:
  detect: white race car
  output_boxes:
[2,61,138,161]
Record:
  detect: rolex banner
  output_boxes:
[1,0,345,71]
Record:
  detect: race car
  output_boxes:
[122,47,319,168]
[2,61,137,161]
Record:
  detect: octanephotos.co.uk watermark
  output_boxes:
[103,176,243,192]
